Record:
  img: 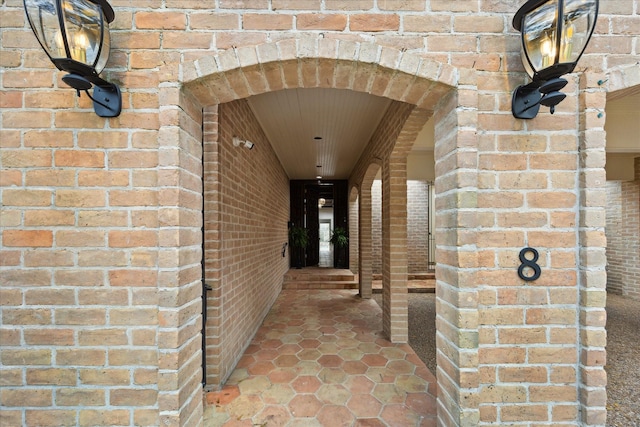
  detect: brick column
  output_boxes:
[157,88,204,426]
[203,106,222,386]
[358,181,373,299]
[577,74,610,426]
[349,187,359,275]
[381,155,408,343]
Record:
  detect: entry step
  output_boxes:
[283,268,357,290]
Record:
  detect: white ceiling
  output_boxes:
[246,88,638,181]
[247,88,391,180]
[605,91,640,153]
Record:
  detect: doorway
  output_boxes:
[319,216,333,268]
[290,180,349,269]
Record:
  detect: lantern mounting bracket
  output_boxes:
[61,73,122,118]
[512,77,568,119]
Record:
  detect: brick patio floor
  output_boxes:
[203,289,437,426]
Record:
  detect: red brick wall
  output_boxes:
[606,157,640,300]
[605,181,624,294]
[203,100,290,386]
[372,180,382,275]
[371,180,431,275]
[407,180,431,272]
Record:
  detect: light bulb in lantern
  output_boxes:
[72,28,89,63]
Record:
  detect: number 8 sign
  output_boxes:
[518,247,541,282]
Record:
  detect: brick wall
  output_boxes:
[372,179,431,275]
[203,101,290,386]
[348,186,359,274]
[407,180,431,272]
[606,157,640,300]
[605,182,624,295]
[1,41,164,427]
[372,180,382,275]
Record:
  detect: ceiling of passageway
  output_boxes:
[245,87,638,182]
[605,91,640,154]
[247,88,434,180]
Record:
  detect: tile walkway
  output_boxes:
[203,289,437,426]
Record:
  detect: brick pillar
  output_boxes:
[578,74,608,426]
[358,182,373,299]
[381,155,408,343]
[203,106,222,386]
[349,187,359,275]
[158,88,204,426]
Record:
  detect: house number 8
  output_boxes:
[518,247,541,281]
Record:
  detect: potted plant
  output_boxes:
[330,227,349,268]
[329,227,348,248]
[288,225,309,268]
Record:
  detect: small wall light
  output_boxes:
[512,0,599,119]
[232,136,255,150]
[24,0,121,117]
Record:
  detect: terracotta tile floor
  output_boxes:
[203,289,437,426]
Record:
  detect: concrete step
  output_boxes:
[283,268,357,289]
[283,281,359,290]
[372,272,435,280]
[284,268,355,282]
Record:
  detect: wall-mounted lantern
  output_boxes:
[24,0,121,117]
[512,0,599,119]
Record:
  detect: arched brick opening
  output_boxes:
[578,63,640,425]
[603,64,640,300]
[167,39,476,425]
[356,161,382,300]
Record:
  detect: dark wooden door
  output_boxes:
[289,181,305,268]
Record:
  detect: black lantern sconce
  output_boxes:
[512,0,599,119]
[24,0,121,117]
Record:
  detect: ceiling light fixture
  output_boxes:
[24,0,121,117]
[511,0,599,119]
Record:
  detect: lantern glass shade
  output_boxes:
[518,0,598,81]
[24,0,111,74]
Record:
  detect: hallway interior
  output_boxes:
[203,289,437,426]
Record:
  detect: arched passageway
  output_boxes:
[167,39,478,425]
[601,63,640,425]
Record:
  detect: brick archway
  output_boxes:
[164,39,478,425]
[181,40,457,110]
[578,63,640,425]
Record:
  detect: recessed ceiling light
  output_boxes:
[316,175,322,179]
